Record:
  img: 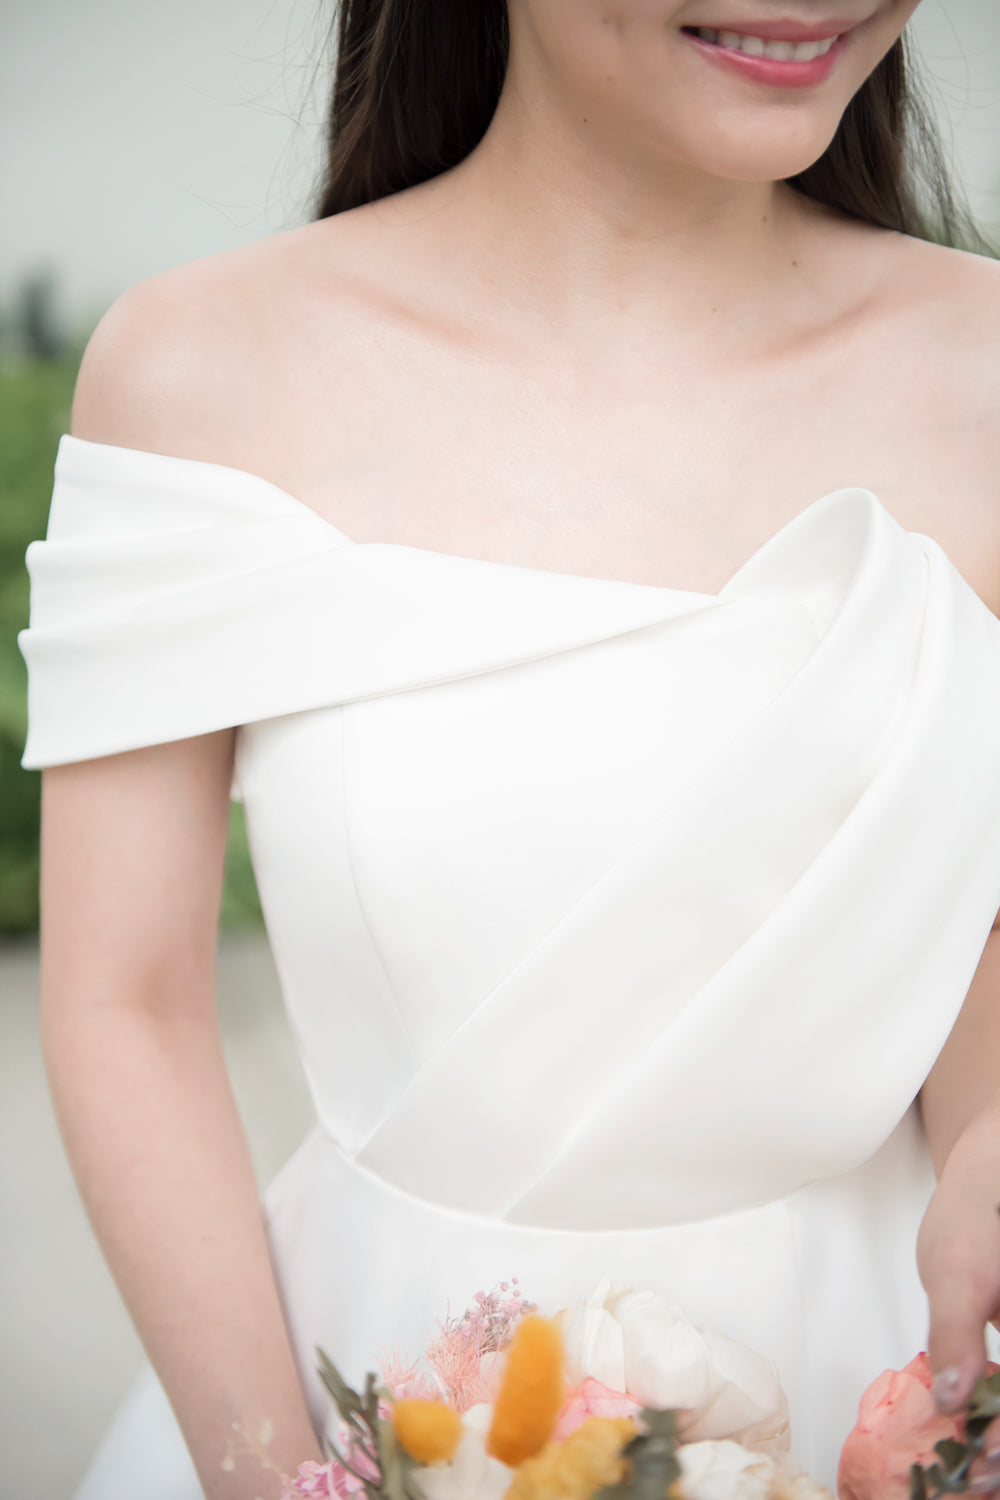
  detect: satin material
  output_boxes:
[19,434,1000,1498]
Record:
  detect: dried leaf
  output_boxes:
[932,1438,967,1476]
[910,1463,928,1500]
[327,1436,383,1488]
[317,1348,365,1422]
[921,1462,968,1495]
[375,1406,419,1500]
[594,1407,682,1500]
[968,1372,1000,1423]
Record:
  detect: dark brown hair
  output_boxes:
[309,2,995,257]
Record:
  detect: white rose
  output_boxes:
[550,1276,631,1392]
[409,1402,513,1500]
[551,1277,790,1454]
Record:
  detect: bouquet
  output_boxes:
[275,1276,832,1500]
[222,1276,1000,1500]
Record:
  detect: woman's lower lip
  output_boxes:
[679,27,850,87]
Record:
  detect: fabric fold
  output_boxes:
[20,432,897,775]
[19,438,740,771]
[350,501,1000,1226]
[22,432,1000,1500]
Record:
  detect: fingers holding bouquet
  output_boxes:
[915,1152,1000,1493]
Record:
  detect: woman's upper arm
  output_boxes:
[39,733,236,1021]
[40,269,241,1020]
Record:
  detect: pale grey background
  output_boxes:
[2,0,1000,339]
[2,2,999,1496]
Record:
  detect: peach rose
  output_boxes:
[838,1351,1000,1500]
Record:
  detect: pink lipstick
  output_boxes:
[680,21,856,88]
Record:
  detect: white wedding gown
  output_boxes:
[19,434,1000,1498]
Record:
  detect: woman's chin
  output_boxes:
[668,125,846,188]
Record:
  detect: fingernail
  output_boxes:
[932,1366,965,1412]
[969,1477,1000,1494]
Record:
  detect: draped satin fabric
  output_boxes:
[19,434,1000,1498]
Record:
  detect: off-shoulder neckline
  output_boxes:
[55,432,884,603]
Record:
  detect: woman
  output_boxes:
[17,1,1000,1497]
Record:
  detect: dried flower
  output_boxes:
[410,1404,515,1500]
[487,1316,566,1466]
[381,1348,445,1403]
[553,1378,644,1442]
[394,1400,464,1465]
[378,1281,535,1415]
[281,1459,343,1498]
[504,1414,637,1500]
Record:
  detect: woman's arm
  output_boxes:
[40,738,325,1500]
[915,921,1000,1476]
[40,279,326,1498]
[918,923,1000,1179]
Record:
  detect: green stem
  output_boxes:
[327,1437,381,1486]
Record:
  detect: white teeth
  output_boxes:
[693,26,838,60]
[729,30,765,53]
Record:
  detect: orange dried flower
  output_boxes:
[504,1414,637,1500]
[392,1398,463,1464]
[486,1315,566,1466]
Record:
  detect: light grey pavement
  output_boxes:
[0,930,317,1500]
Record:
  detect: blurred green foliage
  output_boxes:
[0,347,262,936]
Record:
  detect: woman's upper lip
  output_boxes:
[683,16,865,40]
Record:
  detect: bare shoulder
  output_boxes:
[804,218,1000,614]
[884,229,1000,365]
[69,214,377,464]
[882,232,1000,612]
[901,235,1000,473]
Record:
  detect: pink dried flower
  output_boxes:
[380,1346,422,1391]
[419,1280,535,1412]
[392,1373,445,1401]
[553,1377,644,1442]
[280,1459,342,1499]
[283,1415,383,1500]
[375,1279,534,1416]
[378,1345,444,1401]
